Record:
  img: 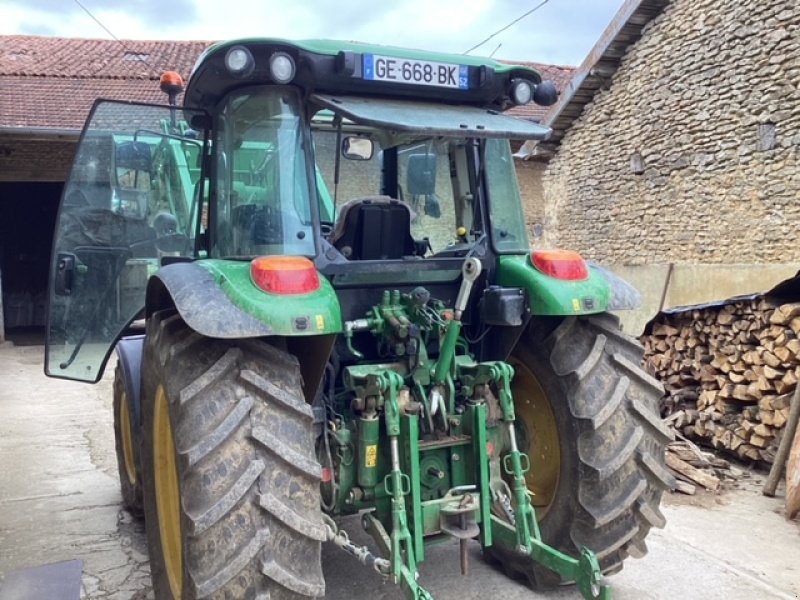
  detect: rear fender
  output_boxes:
[147,260,341,403]
[497,255,641,316]
[146,260,343,338]
[146,262,273,338]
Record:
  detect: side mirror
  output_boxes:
[116,141,152,172]
[342,136,374,161]
[115,141,152,191]
[406,153,437,196]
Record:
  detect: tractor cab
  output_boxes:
[45,38,555,382]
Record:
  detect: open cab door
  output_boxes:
[46,100,207,382]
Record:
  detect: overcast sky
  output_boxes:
[1,0,626,66]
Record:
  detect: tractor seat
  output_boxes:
[332,196,418,260]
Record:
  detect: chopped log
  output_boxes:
[749,434,770,448]
[774,393,793,410]
[731,384,753,402]
[769,303,800,325]
[757,375,773,393]
[665,453,720,491]
[674,480,697,495]
[729,372,746,384]
[654,323,680,337]
[763,365,784,380]
[763,351,782,368]
[736,443,761,461]
[753,423,774,438]
[774,346,793,364]
[717,312,734,325]
[745,382,762,400]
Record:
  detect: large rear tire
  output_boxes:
[140,311,326,599]
[113,364,143,517]
[488,313,673,588]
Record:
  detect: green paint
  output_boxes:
[497,254,612,316]
[197,259,342,335]
[473,403,492,548]
[402,414,425,563]
[358,415,381,489]
[317,289,613,600]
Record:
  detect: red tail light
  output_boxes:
[250,256,320,295]
[531,250,589,281]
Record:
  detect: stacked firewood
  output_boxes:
[643,297,799,466]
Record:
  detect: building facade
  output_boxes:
[538,0,799,265]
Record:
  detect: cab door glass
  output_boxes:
[46,100,207,382]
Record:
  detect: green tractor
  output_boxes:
[45,39,672,600]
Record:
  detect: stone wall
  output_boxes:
[515,159,548,244]
[540,0,800,265]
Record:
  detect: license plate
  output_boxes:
[363,54,469,90]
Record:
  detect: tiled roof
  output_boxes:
[0,35,210,130]
[0,35,209,80]
[0,76,172,130]
[0,35,573,131]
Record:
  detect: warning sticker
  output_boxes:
[316,314,326,330]
[365,444,378,468]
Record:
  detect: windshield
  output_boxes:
[211,87,315,257]
[313,122,529,258]
[314,131,468,255]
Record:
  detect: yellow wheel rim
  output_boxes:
[120,390,137,486]
[153,385,183,598]
[509,358,561,518]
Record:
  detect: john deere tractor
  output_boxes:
[45,39,672,600]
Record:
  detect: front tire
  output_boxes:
[140,311,326,599]
[488,313,674,588]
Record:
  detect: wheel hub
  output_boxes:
[510,359,561,517]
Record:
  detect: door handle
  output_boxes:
[54,252,76,296]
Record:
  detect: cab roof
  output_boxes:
[185,37,544,112]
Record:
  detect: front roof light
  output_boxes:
[269,52,296,84]
[510,79,533,105]
[225,46,254,78]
